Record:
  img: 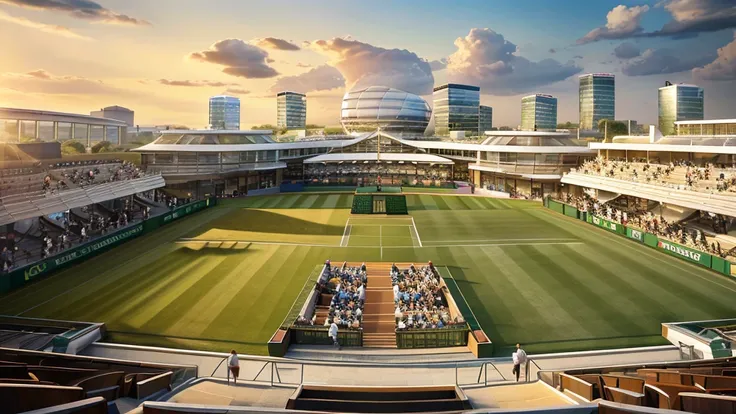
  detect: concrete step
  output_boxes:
[284,345,476,363]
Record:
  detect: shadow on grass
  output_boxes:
[187,209,346,238]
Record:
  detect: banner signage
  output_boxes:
[591,215,619,232]
[626,228,644,242]
[657,240,711,266]
[163,200,209,224]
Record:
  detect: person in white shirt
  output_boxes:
[358,284,365,303]
[227,350,240,384]
[512,343,527,382]
[329,320,340,349]
[393,284,399,301]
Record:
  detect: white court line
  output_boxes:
[176,239,582,249]
[423,238,578,243]
[342,224,414,227]
[340,218,351,247]
[380,225,383,259]
[177,240,335,247]
[411,216,423,247]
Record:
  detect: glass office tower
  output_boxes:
[209,95,240,130]
[658,84,704,136]
[277,91,307,129]
[479,105,493,134]
[433,84,480,136]
[521,94,557,131]
[579,74,615,131]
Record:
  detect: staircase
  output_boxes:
[315,294,332,325]
[361,262,396,348]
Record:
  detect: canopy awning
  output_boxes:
[303,152,454,164]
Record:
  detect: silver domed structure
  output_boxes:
[341,86,431,134]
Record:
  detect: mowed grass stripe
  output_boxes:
[482,246,591,338]
[316,194,336,209]
[523,244,649,336]
[176,246,287,337]
[528,209,736,317]
[298,194,320,209]
[418,195,439,210]
[202,244,287,339]
[142,253,247,335]
[336,194,353,209]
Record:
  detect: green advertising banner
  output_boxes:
[590,215,626,235]
[548,199,564,214]
[626,227,644,242]
[656,239,712,267]
[563,205,579,219]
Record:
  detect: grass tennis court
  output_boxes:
[1,193,735,356]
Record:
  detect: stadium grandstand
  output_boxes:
[2,105,736,414]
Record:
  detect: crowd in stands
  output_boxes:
[45,160,144,195]
[562,193,728,258]
[391,262,465,330]
[295,263,367,329]
[305,163,451,187]
[575,157,736,194]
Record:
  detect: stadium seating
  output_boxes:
[351,195,372,214]
[559,357,736,411]
[385,195,408,214]
[0,347,185,413]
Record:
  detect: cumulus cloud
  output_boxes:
[429,58,448,71]
[269,64,345,94]
[307,37,434,95]
[0,0,150,26]
[0,9,91,39]
[446,28,582,95]
[158,79,237,87]
[653,0,736,37]
[577,5,650,44]
[224,88,250,95]
[254,37,300,51]
[295,62,313,68]
[622,48,716,76]
[693,32,736,80]
[188,39,279,79]
[613,42,641,59]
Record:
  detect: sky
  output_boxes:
[0,0,735,129]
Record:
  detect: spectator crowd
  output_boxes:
[296,262,367,330]
[391,262,465,330]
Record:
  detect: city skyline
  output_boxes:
[0,0,735,129]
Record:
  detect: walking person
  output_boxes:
[227,350,240,384]
[512,343,527,382]
[329,319,340,350]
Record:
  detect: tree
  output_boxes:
[598,119,629,141]
[61,140,86,155]
[557,121,579,129]
[323,127,345,135]
[91,141,114,153]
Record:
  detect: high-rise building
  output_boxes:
[521,94,557,131]
[658,83,704,136]
[433,83,480,136]
[277,91,307,130]
[579,73,615,131]
[209,95,240,130]
[479,105,493,134]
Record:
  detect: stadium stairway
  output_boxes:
[361,262,397,348]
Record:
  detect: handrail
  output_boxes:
[210,356,228,378]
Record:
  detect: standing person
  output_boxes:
[227,350,240,384]
[329,319,340,349]
[512,343,528,382]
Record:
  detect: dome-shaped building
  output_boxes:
[340,86,431,134]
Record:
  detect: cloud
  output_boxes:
[577,5,650,44]
[622,47,716,76]
[0,0,151,26]
[188,39,279,79]
[253,37,300,51]
[224,88,250,95]
[446,28,582,95]
[549,48,557,54]
[652,0,736,37]
[295,62,313,68]
[158,79,237,87]
[573,55,584,59]
[307,37,434,95]
[429,58,448,71]
[270,64,345,94]
[0,9,91,39]
[693,32,736,80]
[613,42,641,59]
[1,70,124,95]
